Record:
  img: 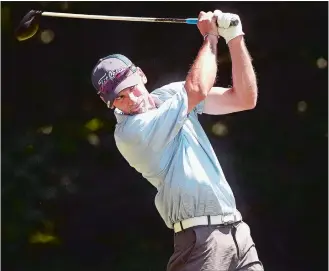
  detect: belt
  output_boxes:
[173,212,242,233]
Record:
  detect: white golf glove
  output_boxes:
[214,10,244,44]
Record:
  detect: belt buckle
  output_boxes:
[222,214,235,225]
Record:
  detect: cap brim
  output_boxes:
[109,72,141,107]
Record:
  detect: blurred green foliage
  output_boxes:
[1,6,11,31]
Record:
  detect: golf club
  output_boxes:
[15,10,239,41]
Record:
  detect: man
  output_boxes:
[91,9,263,271]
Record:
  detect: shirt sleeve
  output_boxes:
[152,81,205,115]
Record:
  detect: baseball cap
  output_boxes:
[91,54,140,107]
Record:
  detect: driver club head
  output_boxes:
[15,10,43,41]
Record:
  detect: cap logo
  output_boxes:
[108,67,126,79]
[97,66,133,94]
[98,67,126,86]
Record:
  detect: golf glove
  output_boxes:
[214,10,244,44]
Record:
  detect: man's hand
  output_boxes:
[197,11,218,39]
[214,10,244,44]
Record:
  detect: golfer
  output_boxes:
[91,9,263,271]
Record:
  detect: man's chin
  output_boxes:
[135,107,148,114]
[128,106,145,115]
[130,100,155,115]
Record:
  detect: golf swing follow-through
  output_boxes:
[16,8,263,271]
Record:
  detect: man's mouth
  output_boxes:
[131,100,144,112]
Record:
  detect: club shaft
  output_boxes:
[41,11,193,24]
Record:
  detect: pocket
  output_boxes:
[173,228,198,264]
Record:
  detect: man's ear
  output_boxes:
[137,67,147,84]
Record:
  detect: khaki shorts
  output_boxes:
[167,221,264,271]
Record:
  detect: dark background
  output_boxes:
[2,2,328,271]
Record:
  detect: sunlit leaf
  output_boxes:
[37,125,53,135]
[212,122,228,137]
[40,29,55,44]
[87,133,100,146]
[29,231,59,244]
[316,57,327,69]
[85,118,104,132]
[297,101,307,113]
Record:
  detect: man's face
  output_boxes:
[112,84,155,115]
[97,67,155,115]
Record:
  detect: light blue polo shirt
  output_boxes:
[114,81,237,229]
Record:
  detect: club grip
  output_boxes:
[185,18,239,26]
[185,18,198,24]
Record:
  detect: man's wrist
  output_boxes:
[203,33,219,44]
[227,35,244,48]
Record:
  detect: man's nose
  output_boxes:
[128,92,138,103]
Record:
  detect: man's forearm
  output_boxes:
[228,36,257,107]
[185,35,218,97]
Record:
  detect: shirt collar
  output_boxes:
[113,94,163,123]
[114,108,128,124]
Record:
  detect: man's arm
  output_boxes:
[229,36,258,108]
[184,11,219,113]
[203,36,257,115]
[203,11,258,116]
